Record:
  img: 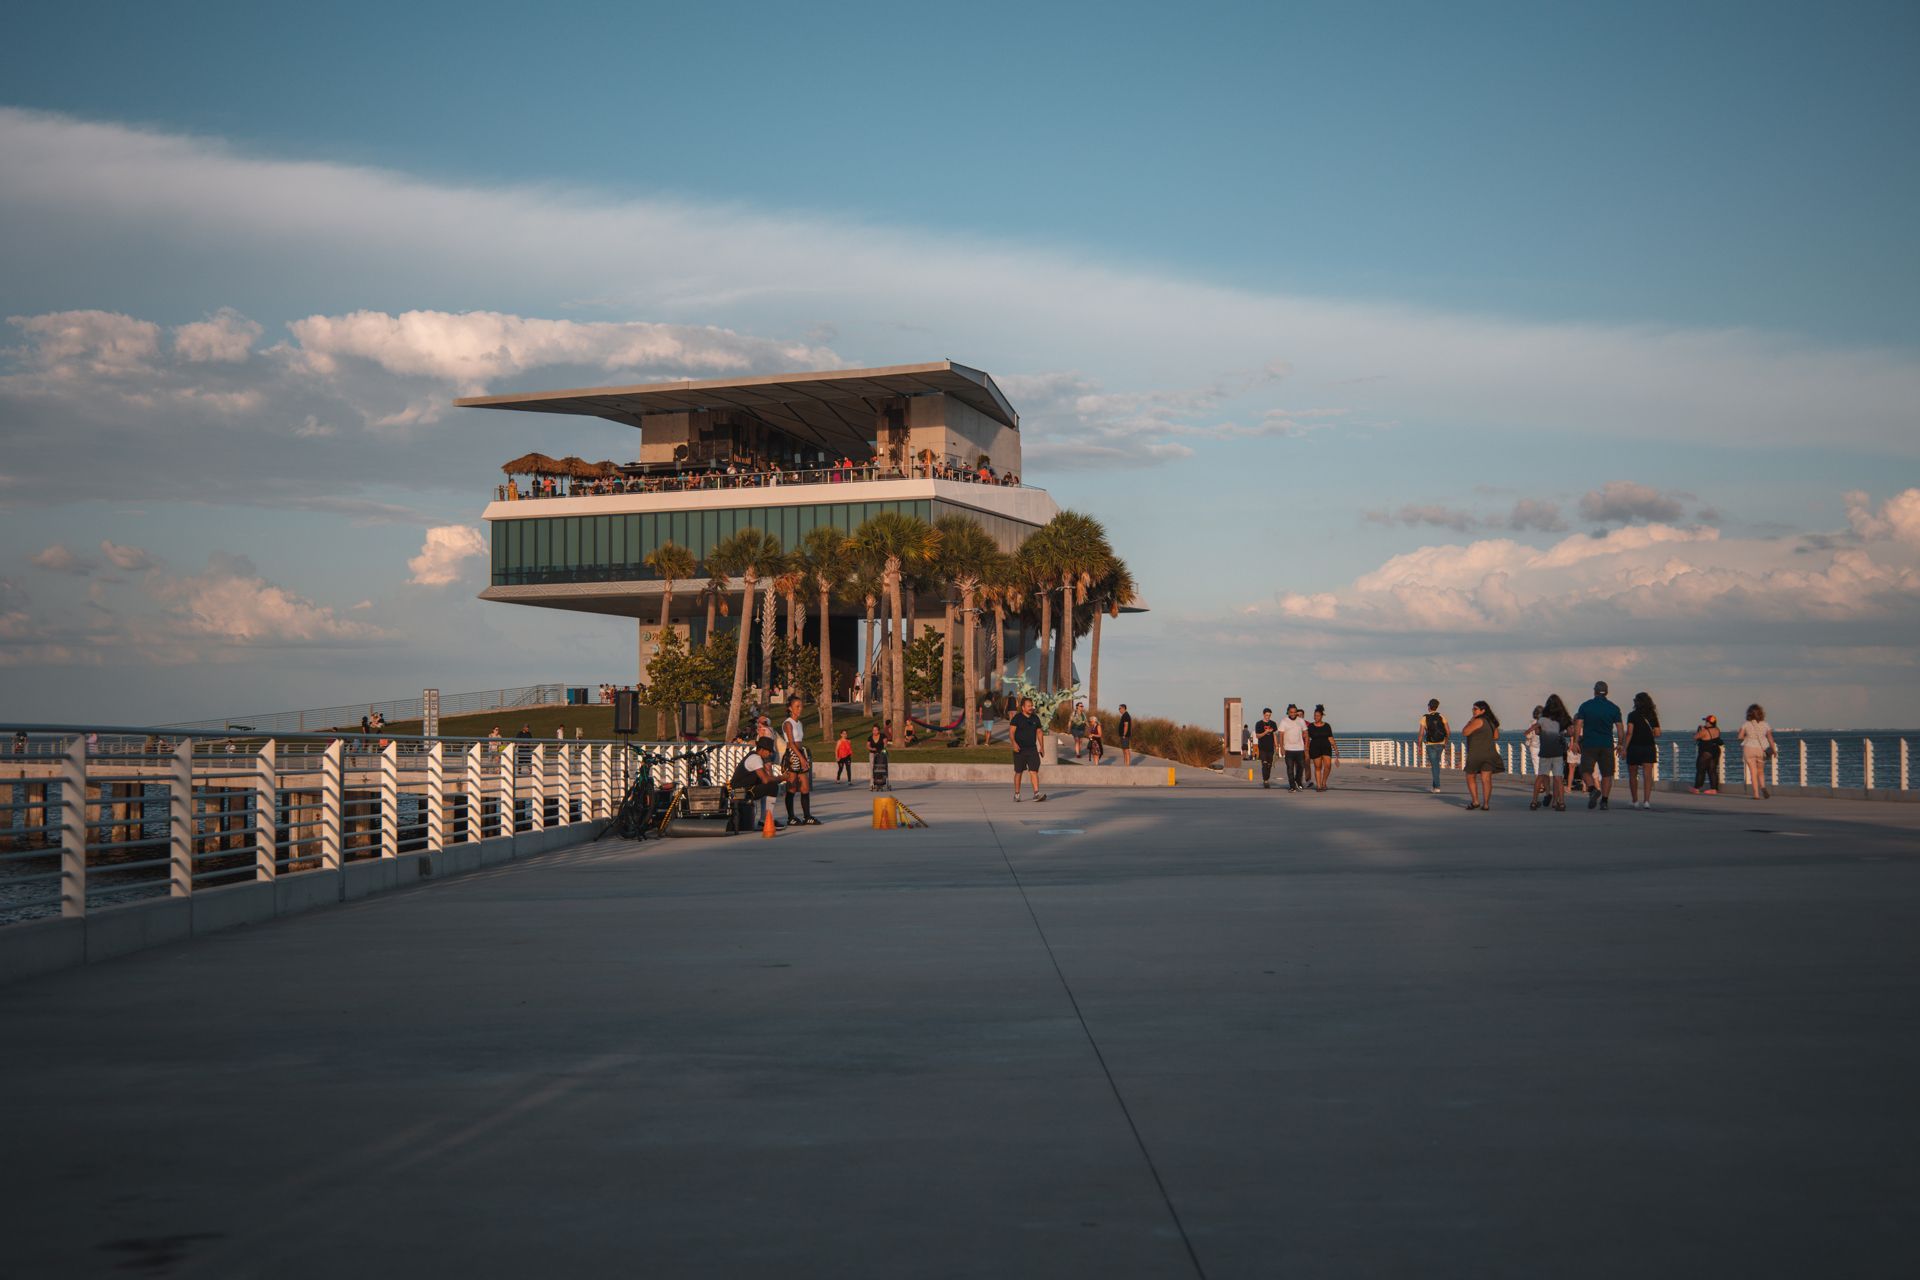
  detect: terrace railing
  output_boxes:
[1,727,765,928]
[496,462,1028,503]
[155,683,571,734]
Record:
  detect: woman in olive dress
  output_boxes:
[1462,700,1504,811]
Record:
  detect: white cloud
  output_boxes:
[151,552,385,645]
[8,309,159,377]
[286,309,837,402]
[30,543,95,575]
[1845,488,1920,545]
[4,108,1916,462]
[172,307,262,362]
[1578,480,1687,525]
[99,539,157,571]
[408,524,488,586]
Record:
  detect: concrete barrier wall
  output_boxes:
[0,822,606,988]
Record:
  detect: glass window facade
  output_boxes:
[490,498,1040,587]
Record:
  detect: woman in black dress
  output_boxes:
[1622,691,1661,811]
[1306,704,1339,792]
[1691,714,1722,794]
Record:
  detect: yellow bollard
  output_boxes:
[1247,767,1254,781]
[872,796,896,829]
[1167,766,1177,787]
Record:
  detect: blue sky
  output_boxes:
[2,0,1918,727]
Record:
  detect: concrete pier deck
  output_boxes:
[4,772,1918,1277]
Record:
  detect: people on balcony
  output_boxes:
[498,455,1022,499]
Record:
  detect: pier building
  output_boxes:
[458,362,1059,686]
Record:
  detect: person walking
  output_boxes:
[1738,704,1776,800]
[1572,681,1623,810]
[1116,704,1134,767]
[1529,694,1571,811]
[1087,712,1104,764]
[1252,708,1279,788]
[1418,698,1450,794]
[1462,699,1503,810]
[1691,715,1722,794]
[1622,691,1661,810]
[1280,705,1310,791]
[834,730,854,784]
[1306,704,1339,792]
[1069,701,1089,758]
[1011,696,1046,802]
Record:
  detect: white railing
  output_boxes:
[1362,734,1910,795]
[1,726,758,927]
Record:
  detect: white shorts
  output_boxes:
[1536,755,1563,777]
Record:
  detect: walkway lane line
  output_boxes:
[974,790,1209,1280]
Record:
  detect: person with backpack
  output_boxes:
[1417,698,1450,793]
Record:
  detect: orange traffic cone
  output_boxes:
[762,808,778,838]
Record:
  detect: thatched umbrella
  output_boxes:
[501,451,565,476]
[555,455,597,479]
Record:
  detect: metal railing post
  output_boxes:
[499,744,516,837]
[589,745,606,819]
[426,741,445,853]
[1798,740,1807,788]
[1902,739,1910,792]
[463,744,483,843]
[559,744,576,826]
[60,735,86,918]
[378,741,399,858]
[253,739,277,883]
[319,740,343,873]
[528,745,546,833]
[169,739,194,898]
[1864,739,1875,792]
[1769,748,1779,789]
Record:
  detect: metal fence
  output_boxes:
[153,683,572,734]
[0,726,760,927]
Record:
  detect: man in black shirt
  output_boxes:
[1010,696,1046,802]
[1253,707,1279,788]
[1116,704,1134,767]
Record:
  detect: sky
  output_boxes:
[2,0,1917,729]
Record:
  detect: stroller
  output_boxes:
[869,745,891,791]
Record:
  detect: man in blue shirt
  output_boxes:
[1572,680,1624,810]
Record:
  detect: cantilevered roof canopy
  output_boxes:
[454,360,1017,458]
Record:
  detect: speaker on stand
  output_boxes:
[614,689,642,736]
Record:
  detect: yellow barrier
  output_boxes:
[1167,767,1176,787]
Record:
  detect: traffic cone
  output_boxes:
[762,808,778,838]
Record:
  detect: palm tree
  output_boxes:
[799,526,854,738]
[708,528,779,741]
[640,540,697,735]
[1087,557,1136,715]
[844,562,884,717]
[935,516,998,745]
[853,512,940,745]
[644,542,697,644]
[1016,529,1060,693]
[1045,511,1114,693]
[699,559,731,734]
[980,548,1023,706]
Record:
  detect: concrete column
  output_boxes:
[59,735,86,919]
[1864,740,1875,791]
[319,740,343,873]
[253,740,277,882]
[1902,739,1910,792]
[591,745,608,819]
[168,739,194,898]
[378,741,399,859]
[1770,749,1779,788]
[425,741,445,853]
[1799,741,1807,788]
[1830,739,1839,788]
[558,744,576,826]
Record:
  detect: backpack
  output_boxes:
[1424,712,1449,744]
